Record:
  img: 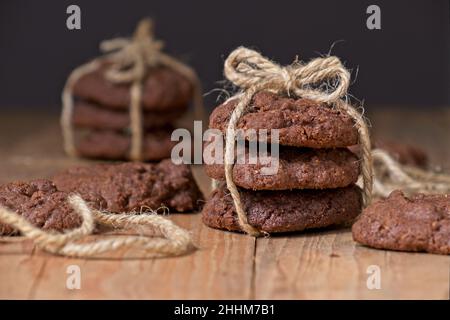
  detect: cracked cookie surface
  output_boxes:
[209,91,358,148]
[0,179,83,235]
[202,184,361,233]
[204,146,360,190]
[53,160,203,213]
[352,190,450,255]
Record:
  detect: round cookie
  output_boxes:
[72,62,193,111]
[76,128,176,161]
[202,184,362,233]
[209,91,358,148]
[0,180,83,235]
[204,147,360,190]
[72,100,186,130]
[352,190,450,255]
[53,160,204,213]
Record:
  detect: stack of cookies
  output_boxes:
[69,61,193,161]
[202,91,362,233]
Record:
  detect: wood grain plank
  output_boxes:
[0,110,449,299]
[0,241,48,299]
[253,230,449,299]
[12,166,255,299]
[253,107,450,300]
[27,215,255,299]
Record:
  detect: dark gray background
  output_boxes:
[0,0,449,111]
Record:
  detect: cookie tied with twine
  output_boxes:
[219,47,373,237]
[61,18,204,161]
[0,194,193,258]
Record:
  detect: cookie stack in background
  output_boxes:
[202,91,363,233]
[69,62,193,161]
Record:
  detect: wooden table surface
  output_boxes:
[0,108,449,300]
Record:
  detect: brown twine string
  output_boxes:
[0,195,193,258]
[219,47,373,237]
[370,148,450,198]
[61,18,204,160]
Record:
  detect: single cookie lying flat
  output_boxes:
[202,184,361,233]
[209,91,358,148]
[72,100,186,130]
[72,63,192,111]
[0,180,83,235]
[53,160,203,213]
[204,147,360,190]
[76,129,176,161]
[352,190,450,255]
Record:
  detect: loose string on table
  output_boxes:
[0,194,193,258]
[370,148,450,198]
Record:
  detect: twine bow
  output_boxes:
[224,47,351,103]
[100,19,164,83]
[220,47,373,236]
[0,195,193,258]
[61,18,204,161]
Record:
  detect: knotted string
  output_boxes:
[61,18,204,160]
[0,195,193,258]
[219,47,373,236]
[369,148,450,198]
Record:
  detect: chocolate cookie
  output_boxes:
[0,180,83,235]
[53,160,203,213]
[209,91,358,148]
[76,129,176,161]
[72,62,193,111]
[202,184,361,233]
[72,100,186,130]
[352,190,450,255]
[204,146,360,190]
